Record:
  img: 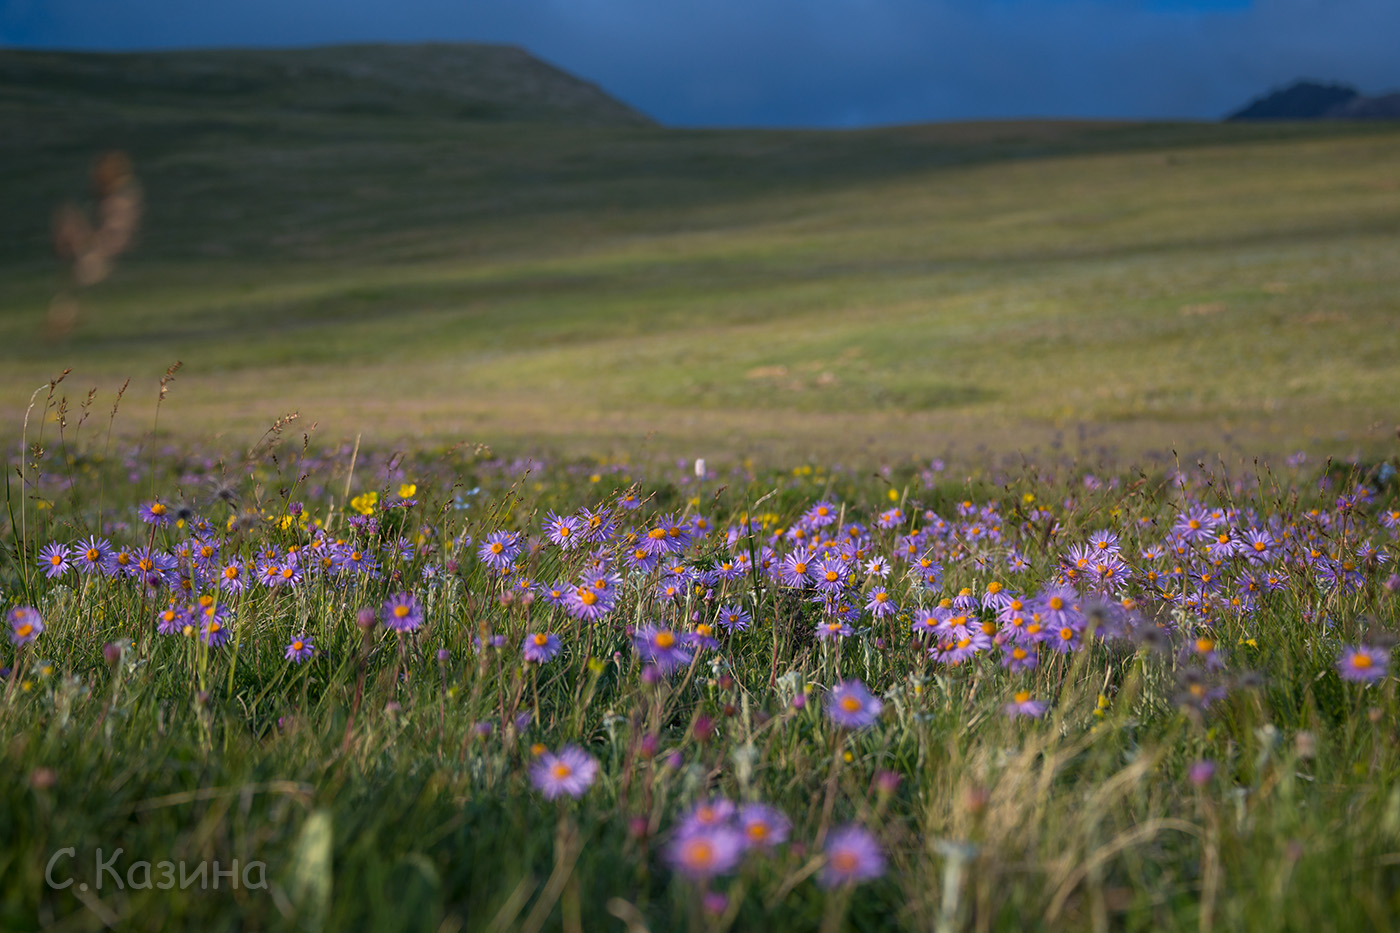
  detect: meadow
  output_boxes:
[3,45,1400,931]
[2,419,1398,931]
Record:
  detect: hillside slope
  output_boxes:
[0,43,654,126]
[0,47,1398,463]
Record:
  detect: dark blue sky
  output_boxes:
[2,0,1397,127]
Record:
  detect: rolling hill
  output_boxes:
[1,44,1399,465]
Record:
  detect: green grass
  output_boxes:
[2,47,1399,463]
[3,437,1399,931]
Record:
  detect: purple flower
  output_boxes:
[73,536,114,575]
[1002,691,1047,719]
[1189,759,1217,787]
[634,624,693,673]
[864,587,897,619]
[1338,644,1389,683]
[477,531,521,572]
[156,603,193,636]
[675,798,736,837]
[816,619,854,642]
[665,826,745,880]
[826,680,883,729]
[530,745,599,799]
[200,615,231,647]
[8,607,43,645]
[821,825,885,888]
[737,803,791,850]
[522,632,562,664]
[285,635,315,663]
[716,604,752,632]
[38,542,72,579]
[382,592,423,633]
[564,576,620,623]
[139,500,172,526]
[543,511,582,550]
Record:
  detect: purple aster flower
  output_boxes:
[737,803,791,850]
[218,562,246,593]
[139,500,172,526]
[1240,528,1277,564]
[813,556,848,594]
[1036,587,1082,630]
[864,587,897,619]
[382,592,423,633]
[815,619,854,642]
[801,500,840,528]
[665,826,745,880]
[654,577,687,602]
[200,614,232,647]
[716,604,751,632]
[1000,643,1038,672]
[537,581,571,609]
[543,510,582,550]
[8,607,43,645]
[577,506,615,543]
[156,603,193,636]
[530,745,599,799]
[477,530,521,572]
[826,679,883,729]
[821,825,885,888]
[72,536,114,575]
[522,632,562,664]
[676,798,736,836]
[779,547,815,588]
[1338,644,1389,683]
[626,546,663,573]
[1002,690,1047,719]
[686,623,720,651]
[634,624,692,673]
[1189,759,1217,787]
[285,635,315,663]
[563,582,614,623]
[38,542,72,579]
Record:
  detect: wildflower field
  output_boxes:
[5,393,1400,931]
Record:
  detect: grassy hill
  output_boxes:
[1,44,1399,465]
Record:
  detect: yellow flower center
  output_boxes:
[840,695,862,713]
[686,840,715,867]
[655,631,675,649]
[1014,691,1031,704]
[1048,597,1065,611]
[1354,653,1373,669]
[534,634,549,646]
[831,851,859,873]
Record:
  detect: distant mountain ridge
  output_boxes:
[1227,80,1400,121]
[0,43,655,126]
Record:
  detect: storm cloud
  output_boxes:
[2,0,1397,126]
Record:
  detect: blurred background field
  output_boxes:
[2,45,1399,466]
